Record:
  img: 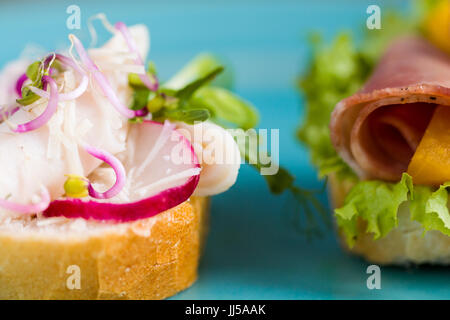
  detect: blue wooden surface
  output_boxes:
[0,0,448,299]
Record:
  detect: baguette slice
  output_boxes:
[0,196,209,299]
[328,175,450,265]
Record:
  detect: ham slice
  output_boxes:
[330,36,450,181]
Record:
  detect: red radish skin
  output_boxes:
[43,174,199,222]
[44,120,201,222]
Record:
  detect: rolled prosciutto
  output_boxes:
[330,36,450,181]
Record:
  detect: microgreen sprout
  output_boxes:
[64,175,89,198]
[13,75,59,133]
[69,34,138,119]
[15,73,28,97]
[115,21,159,91]
[0,187,50,214]
[127,64,225,125]
[30,54,89,101]
[83,144,127,199]
[63,146,127,200]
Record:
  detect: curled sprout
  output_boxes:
[84,145,126,199]
[69,34,137,118]
[15,73,28,97]
[13,75,59,133]
[29,54,89,102]
[87,13,117,48]
[115,21,159,91]
[63,145,126,200]
[65,144,126,200]
[0,188,50,214]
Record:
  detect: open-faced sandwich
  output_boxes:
[299,2,450,265]
[0,16,260,299]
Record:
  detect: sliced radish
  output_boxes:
[43,120,201,222]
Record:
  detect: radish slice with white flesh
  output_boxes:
[43,120,201,222]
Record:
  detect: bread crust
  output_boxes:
[0,196,209,299]
[328,175,450,265]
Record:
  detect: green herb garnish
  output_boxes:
[17,57,57,106]
[127,55,257,128]
[153,108,211,124]
[191,87,258,130]
[175,66,224,104]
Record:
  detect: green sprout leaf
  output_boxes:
[64,175,89,198]
[192,86,259,130]
[17,59,56,106]
[153,108,210,124]
[128,73,145,89]
[129,87,150,110]
[128,117,144,124]
[147,61,157,76]
[16,88,41,106]
[175,66,224,104]
[128,61,158,89]
[164,53,231,90]
[146,92,166,113]
[25,61,41,82]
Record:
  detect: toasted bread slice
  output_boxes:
[328,175,450,265]
[0,196,209,299]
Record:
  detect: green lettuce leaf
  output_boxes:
[336,175,450,247]
[335,173,413,247]
[410,183,450,237]
[152,107,210,124]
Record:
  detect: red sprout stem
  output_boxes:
[83,144,126,199]
[115,21,159,91]
[31,54,89,102]
[69,34,138,118]
[15,73,28,97]
[14,75,59,133]
[0,188,50,214]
